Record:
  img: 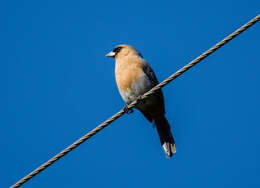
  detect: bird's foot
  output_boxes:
[123,105,134,114]
[136,95,143,103]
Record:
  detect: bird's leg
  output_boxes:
[136,95,144,103]
[123,105,134,114]
[123,95,143,114]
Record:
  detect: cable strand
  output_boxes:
[10,14,260,188]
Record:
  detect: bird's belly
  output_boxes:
[119,73,154,104]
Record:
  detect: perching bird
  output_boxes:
[106,44,176,157]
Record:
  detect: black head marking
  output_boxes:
[113,46,123,54]
[137,51,143,58]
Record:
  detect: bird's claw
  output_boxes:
[136,95,143,103]
[123,96,143,114]
[123,105,134,114]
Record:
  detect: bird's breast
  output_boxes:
[115,64,143,91]
[115,61,154,104]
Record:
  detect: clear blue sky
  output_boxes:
[1,1,260,187]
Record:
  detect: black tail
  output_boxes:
[154,116,176,157]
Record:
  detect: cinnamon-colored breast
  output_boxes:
[115,57,144,92]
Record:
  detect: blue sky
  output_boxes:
[1,1,260,187]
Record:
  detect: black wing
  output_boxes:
[142,60,165,115]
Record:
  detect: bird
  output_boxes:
[106,44,176,157]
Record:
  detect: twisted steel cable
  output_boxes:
[11,14,260,188]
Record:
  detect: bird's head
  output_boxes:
[106,44,143,60]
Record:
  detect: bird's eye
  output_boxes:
[113,47,123,53]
